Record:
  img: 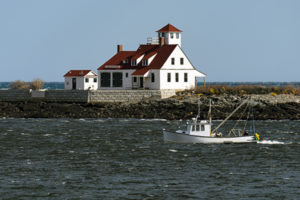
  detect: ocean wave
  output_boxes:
[258,140,286,144]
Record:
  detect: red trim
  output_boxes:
[156,24,182,32]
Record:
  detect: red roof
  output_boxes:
[98,44,177,76]
[156,24,182,32]
[64,70,96,77]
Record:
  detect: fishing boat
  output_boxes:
[163,98,261,144]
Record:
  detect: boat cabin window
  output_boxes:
[192,125,196,131]
[196,125,200,131]
[201,125,205,131]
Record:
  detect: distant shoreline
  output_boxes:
[1,81,300,90]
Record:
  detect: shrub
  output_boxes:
[30,79,45,90]
[271,92,277,96]
[10,80,30,90]
[194,84,300,96]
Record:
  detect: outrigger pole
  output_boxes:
[211,99,248,134]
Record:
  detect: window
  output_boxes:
[201,125,205,131]
[176,33,179,39]
[101,73,111,87]
[133,77,137,82]
[167,73,171,82]
[196,125,200,131]
[93,78,97,83]
[142,60,148,66]
[170,33,174,39]
[175,73,179,82]
[192,125,195,132]
[131,60,137,66]
[66,81,69,85]
[112,72,122,87]
[184,73,188,82]
[151,73,155,82]
[85,78,89,83]
[126,73,128,78]
[171,58,175,65]
[180,58,184,65]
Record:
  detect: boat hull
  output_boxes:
[163,131,257,144]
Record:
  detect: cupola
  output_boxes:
[156,24,182,47]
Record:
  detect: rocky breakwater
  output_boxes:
[0,94,300,120]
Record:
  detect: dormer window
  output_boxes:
[122,60,128,64]
[142,60,148,66]
[131,60,137,66]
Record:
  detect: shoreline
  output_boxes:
[1,94,299,120]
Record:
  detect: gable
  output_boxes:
[161,45,194,70]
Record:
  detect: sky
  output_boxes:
[0,0,299,82]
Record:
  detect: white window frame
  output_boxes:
[180,58,184,65]
[131,60,137,66]
[167,73,171,82]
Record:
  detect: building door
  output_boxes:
[72,78,76,90]
[139,77,143,88]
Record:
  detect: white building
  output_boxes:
[98,24,206,90]
[64,70,98,90]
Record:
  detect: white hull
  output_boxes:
[163,131,257,144]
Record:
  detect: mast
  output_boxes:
[250,97,255,134]
[196,97,200,121]
[211,99,248,134]
[209,99,212,135]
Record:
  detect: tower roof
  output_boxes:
[156,24,182,32]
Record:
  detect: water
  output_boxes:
[1,82,300,90]
[0,82,64,90]
[0,118,299,199]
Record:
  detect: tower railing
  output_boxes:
[147,37,159,44]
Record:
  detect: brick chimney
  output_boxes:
[159,37,165,46]
[117,45,123,52]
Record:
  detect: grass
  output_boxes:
[190,85,300,95]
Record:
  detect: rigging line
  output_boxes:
[230,100,250,131]
[212,100,248,134]
[243,102,252,132]
[251,97,256,134]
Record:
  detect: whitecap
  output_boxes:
[43,134,53,137]
[169,149,178,153]
[139,146,150,149]
[258,140,285,145]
